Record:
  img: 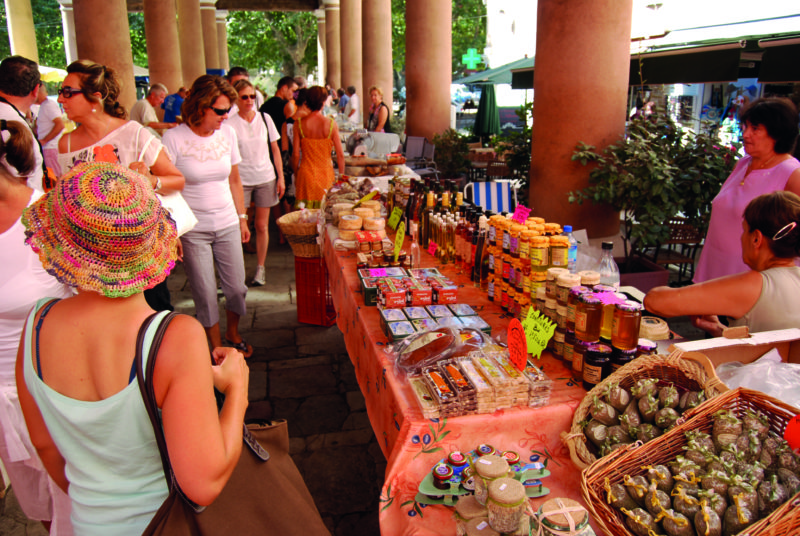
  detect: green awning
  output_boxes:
[453,57,534,86]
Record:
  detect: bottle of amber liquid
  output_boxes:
[612,300,643,351]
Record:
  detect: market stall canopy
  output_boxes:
[453,57,534,86]
[39,66,67,83]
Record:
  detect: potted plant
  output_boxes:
[493,101,533,200]
[432,128,470,180]
[569,111,739,286]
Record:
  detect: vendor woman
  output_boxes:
[644,191,800,336]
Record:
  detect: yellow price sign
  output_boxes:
[522,308,557,359]
[394,221,405,262]
[352,190,377,208]
[387,207,403,230]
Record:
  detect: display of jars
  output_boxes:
[582,343,613,390]
[529,236,550,270]
[545,267,568,299]
[555,272,581,306]
[566,286,590,331]
[574,293,602,343]
[612,300,643,351]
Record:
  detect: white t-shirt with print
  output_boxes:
[57,121,163,176]
[161,123,242,233]
[225,111,280,186]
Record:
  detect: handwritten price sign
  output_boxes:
[394,221,405,262]
[387,207,403,230]
[428,241,438,256]
[522,308,557,359]
[507,319,528,371]
[511,205,531,224]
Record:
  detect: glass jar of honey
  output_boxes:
[555,304,567,329]
[500,283,509,312]
[535,287,546,313]
[509,224,524,258]
[529,236,550,271]
[553,327,565,358]
[571,340,592,383]
[549,235,569,268]
[578,270,600,290]
[583,343,613,390]
[529,270,546,298]
[612,300,643,351]
[563,329,575,369]
[545,267,567,299]
[487,274,495,302]
[566,286,590,331]
[519,230,534,261]
[555,272,581,306]
[575,293,602,343]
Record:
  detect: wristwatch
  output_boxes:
[153,176,162,191]
[238,213,248,220]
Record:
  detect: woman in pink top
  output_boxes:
[695,98,800,282]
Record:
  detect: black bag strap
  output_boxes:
[260,112,279,172]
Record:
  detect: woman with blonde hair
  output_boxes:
[366,85,392,133]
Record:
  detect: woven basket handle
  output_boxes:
[559,430,588,470]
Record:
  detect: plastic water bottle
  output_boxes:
[564,225,578,273]
[596,241,620,289]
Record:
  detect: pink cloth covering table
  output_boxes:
[323,230,594,535]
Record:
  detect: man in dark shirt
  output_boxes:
[259,76,298,134]
[161,86,187,123]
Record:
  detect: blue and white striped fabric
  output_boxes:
[469,181,515,213]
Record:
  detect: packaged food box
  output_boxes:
[379,307,408,337]
[448,303,478,317]
[429,276,459,304]
[425,304,454,319]
[406,279,433,307]
[358,267,407,279]
[378,278,408,309]
[361,277,379,306]
[403,306,431,320]
[523,361,553,409]
[406,267,443,279]
[387,321,417,340]
[458,315,491,335]
[408,376,440,419]
[411,318,439,332]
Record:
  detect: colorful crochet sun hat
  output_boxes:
[22,161,178,298]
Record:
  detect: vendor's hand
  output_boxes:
[691,315,725,337]
[277,177,286,199]
[210,346,249,398]
[239,219,251,244]
[128,162,156,188]
[175,238,184,262]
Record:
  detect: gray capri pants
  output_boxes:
[180,224,247,327]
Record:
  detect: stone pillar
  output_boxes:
[315,9,326,87]
[529,0,632,236]
[340,0,362,109]
[143,0,183,93]
[362,0,392,111]
[57,0,77,64]
[406,0,450,140]
[176,0,206,85]
[73,0,136,111]
[217,10,229,72]
[4,0,38,62]
[324,0,341,89]
[199,0,220,72]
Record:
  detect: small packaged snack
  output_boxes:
[403,306,431,321]
[440,359,477,415]
[387,321,416,340]
[459,356,495,414]
[448,303,478,317]
[408,376,439,419]
[523,361,553,408]
[458,315,492,335]
[379,307,408,337]
[426,304,454,319]
[411,318,439,332]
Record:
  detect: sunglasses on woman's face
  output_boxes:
[57,86,83,99]
[239,94,256,101]
[210,106,231,116]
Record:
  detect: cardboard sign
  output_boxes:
[394,221,405,262]
[428,241,438,256]
[511,205,531,224]
[352,190,378,208]
[507,319,528,371]
[522,308,557,359]
[785,415,800,450]
[387,207,403,230]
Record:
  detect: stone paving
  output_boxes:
[2,227,383,536]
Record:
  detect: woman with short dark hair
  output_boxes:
[162,75,254,357]
[695,97,800,282]
[292,86,345,209]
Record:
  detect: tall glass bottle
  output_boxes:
[596,241,620,290]
[419,191,436,249]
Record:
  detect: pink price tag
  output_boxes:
[511,205,531,224]
[369,268,387,277]
[427,242,438,256]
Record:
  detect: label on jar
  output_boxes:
[510,236,519,255]
[572,351,583,373]
[488,279,495,299]
[575,311,588,332]
[520,241,530,259]
[489,225,496,244]
[530,247,548,267]
[551,247,568,267]
[583,363,603,384]
[489,252,495,270]
[563,343,574,364]
[502,231,510,251]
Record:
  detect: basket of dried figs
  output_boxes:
[561,351,727,469]
[581,387,800,536]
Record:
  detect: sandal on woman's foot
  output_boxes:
[225,338,254,358]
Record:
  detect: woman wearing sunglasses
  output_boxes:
[645,191,800,336]
[225,79,285,286]
[56,59,184,313]
[162,75,253,357]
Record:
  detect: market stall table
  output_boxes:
[323,228,599,535]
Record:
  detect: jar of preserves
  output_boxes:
[637,338,657,357]
[509,224,524,258]
[529,270,546,298]
[575,293,602,343]
[555,304,567,329]
[519,296,532,320]
[520,262,531,298]
[553,327,565,358]
[583,343,613,390]
[501,220,511,255]
[549,235,569,268]
[578,270,600,290]
[473,454,509,506]
[502,254,511,283]
[544,298,557,324]
[432,462,454,490]
[555,272,581,306]
[487,274,495,302]
[487,478,527,533]
[612,300,643,351]
[534,287,546,313]
[493,247,503,278]
[500,283,509,312]
[529,236,550,271]
[563,329,575,368]
[507,260,516,288]
[611,346,637,371]
[519,230,534,261]
[571,340,592,383]
[566,285,590,331]
[545,267,567,299]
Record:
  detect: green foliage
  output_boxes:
[432,128,470,178]
[569,111,740,261]
[0,0,66,67]
[128,13,148,69]
[493,101,533,198]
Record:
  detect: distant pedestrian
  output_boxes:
[161,86,186,123]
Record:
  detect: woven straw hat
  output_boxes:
[23,161,178,298]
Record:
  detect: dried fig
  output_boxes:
[658,384,680,410]
[603,382,632,412]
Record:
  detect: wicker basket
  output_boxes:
[277,210,322,258]
[581,387,800,536]
[560,350,727,470]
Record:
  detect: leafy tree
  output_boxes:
[0,0,66,67]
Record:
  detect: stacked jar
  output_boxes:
[611,299,643,371]
[573,292,602,383]
[564,285,590,370]
[473,455,511,506]
[553,273,580,359]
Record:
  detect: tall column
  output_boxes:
[362,0,392,111]
[340,0,362,108]
[529,0,632,236]
[176,0,206,85]
[4,0,38,62]
[324,0,341,88]
[216,10,229,72]
[73,0,136,111]
[143,0,183,93]
[57,0,77,64]
[406,0,450,140]
[315,9,326,87]
[199,0,220,73]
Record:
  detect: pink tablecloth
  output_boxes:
[323,229,593,535]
